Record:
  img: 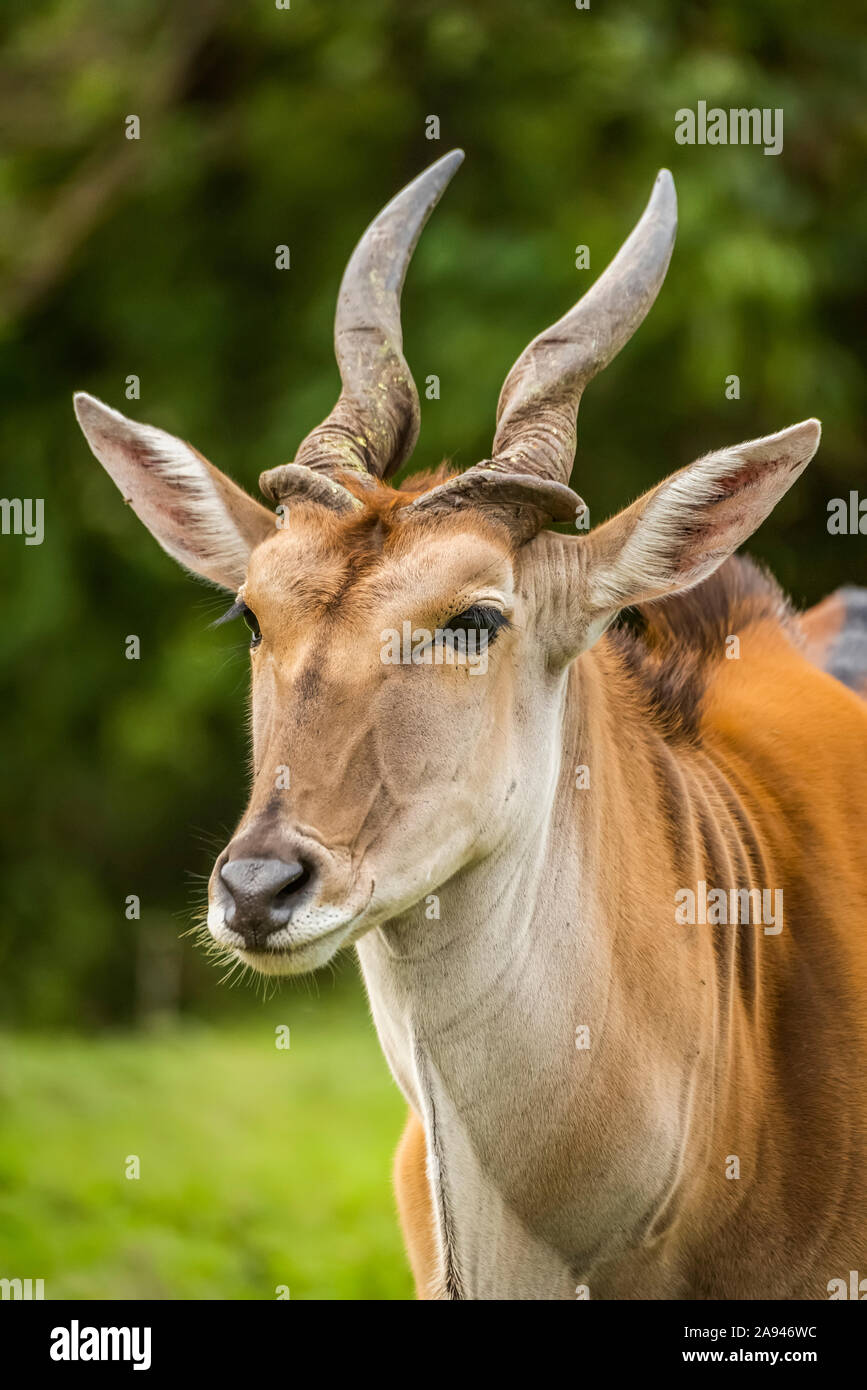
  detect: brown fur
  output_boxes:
[393,1111,439,1298]
[340,462,457,509]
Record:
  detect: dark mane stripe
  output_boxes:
[605,554,792,742]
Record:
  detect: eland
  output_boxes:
[74,152,867,1300]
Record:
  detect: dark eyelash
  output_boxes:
[212,600,247,628]
[444,605,510,638]
[212,598,261,647]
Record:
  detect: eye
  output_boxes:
[444,604,510,640]
[214,598,262,649]
[242,605,262,648]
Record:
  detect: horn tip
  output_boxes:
[654,168,677,211]
[429,147,465,187]
[649,169,677,240]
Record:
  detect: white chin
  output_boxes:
[207,900,369,976]
[234,936,343,976]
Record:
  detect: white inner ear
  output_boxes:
[589,420,820,618]
[123,419,252,578]
[594,449,737,608]
[74,393,261,589]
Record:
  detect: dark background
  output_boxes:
[1,0,865,1029]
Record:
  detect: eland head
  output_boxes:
[74,152,820,980]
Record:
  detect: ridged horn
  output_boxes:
[489,169,677,485]
[266,149,464,496]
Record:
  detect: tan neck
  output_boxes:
[357,639,781,1294]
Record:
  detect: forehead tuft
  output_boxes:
[245,490,514,613]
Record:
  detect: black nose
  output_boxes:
[219,857,312,947]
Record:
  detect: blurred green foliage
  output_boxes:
[0,992,413,1298]
[0,0,865,1027]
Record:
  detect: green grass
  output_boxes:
[0,988,414,1300]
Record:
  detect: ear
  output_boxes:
[73,393,276,589]
[581,419,821,642]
